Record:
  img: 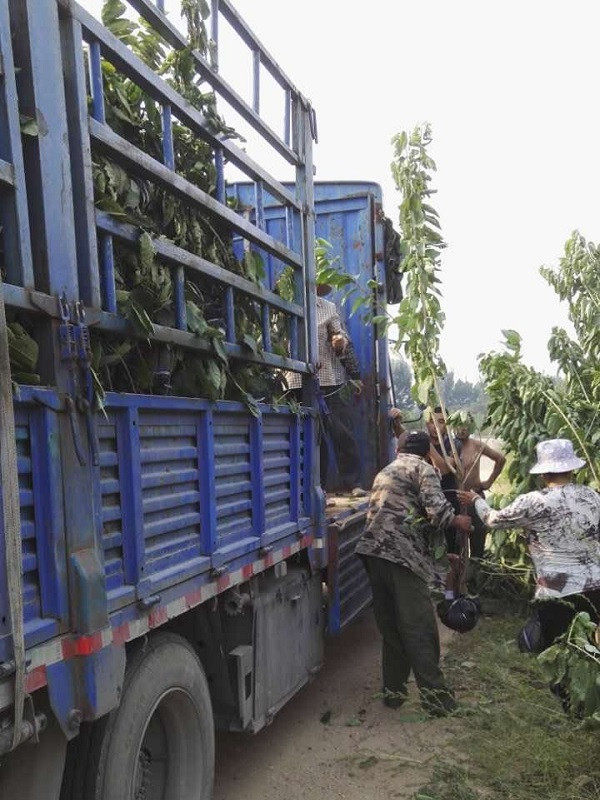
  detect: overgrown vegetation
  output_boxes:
[413,613,600,800]
[476,233,600,720]
[480,232,600,493]
[89,0,294,409]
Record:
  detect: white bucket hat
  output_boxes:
[529,438,586,475]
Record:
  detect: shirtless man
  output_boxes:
[425,407,462,553]
[455,413,506,559]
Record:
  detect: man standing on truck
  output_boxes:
[286,280,360,489]
[355,430,473,716]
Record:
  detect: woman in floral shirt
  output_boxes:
[459,438,600,648]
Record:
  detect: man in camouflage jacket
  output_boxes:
[356,430,472,715]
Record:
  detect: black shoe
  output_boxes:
[382,688,407,709]
[421,688,457,717]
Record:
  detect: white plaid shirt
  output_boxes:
[286,296,347,390]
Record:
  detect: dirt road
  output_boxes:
[214,612,455,800]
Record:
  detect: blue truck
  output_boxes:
[0,2,397,798]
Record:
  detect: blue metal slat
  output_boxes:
[250,414,265,539]
[198,411,217,554]
[117,407,145,588]
[30,408,69,622]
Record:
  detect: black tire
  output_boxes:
[61,632,214,800]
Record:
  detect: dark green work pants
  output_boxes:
[363,556,455,714]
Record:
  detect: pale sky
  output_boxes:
[84,0,600,380]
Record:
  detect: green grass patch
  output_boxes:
[414,613,600,799]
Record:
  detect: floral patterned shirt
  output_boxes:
[475,484,600,599]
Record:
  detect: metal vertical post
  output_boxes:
[161,102,186,330]
[0,0,34,288]
[225,286,235,342]
[295,100,322,526]
[60,16,101,308]
[252,49,260,113]
[210,0,219,69]
[371,196,393,469]
[89,38,117,314]
[250,413,265,540]
[0,276,25,749]
[284,88,291,148]
[10,0,108,636]
[99,233,117,314]
[285,205,300,360]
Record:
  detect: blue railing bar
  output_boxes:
[285,205,303,357]
[89,35,116,312]
[284,88,291,147]
[75,2,302,196]
[94,308,310,373]
[249,414,265,538]
[161,103,175,170]
[290,316,299,360]
[289,416,300,521]
[0,159,14,187]
[284,205,294,251]
[156,0,165,10]
[219,0,297,94]
[210,0,219,68]
[88,40,106,124]
[124,0,298,165]
[89,118,303,269]
[160,102,186,330]
[0,0,34,288]
[253,49,260,113]
[99,231,117,313]
[96,211,305,317]
[261,304,271,352]
[214,147,225,204]
[254,181,265,232]
[0,280,309,373]
[225,287,235,342]
[198,410,217,554]
[174,266,186,330]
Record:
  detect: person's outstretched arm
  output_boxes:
[458,490,535,530]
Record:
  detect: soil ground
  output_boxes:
[214,611,456,800]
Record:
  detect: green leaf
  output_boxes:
[241,333,258,353]
[417,375,433,405]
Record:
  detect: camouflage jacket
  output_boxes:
[475,484,600,599]
[355,453,456,584]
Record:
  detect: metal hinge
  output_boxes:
[57,295,99,467]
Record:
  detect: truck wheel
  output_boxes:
[62,632,214,800]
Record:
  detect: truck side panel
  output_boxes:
[0,0,321,758]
